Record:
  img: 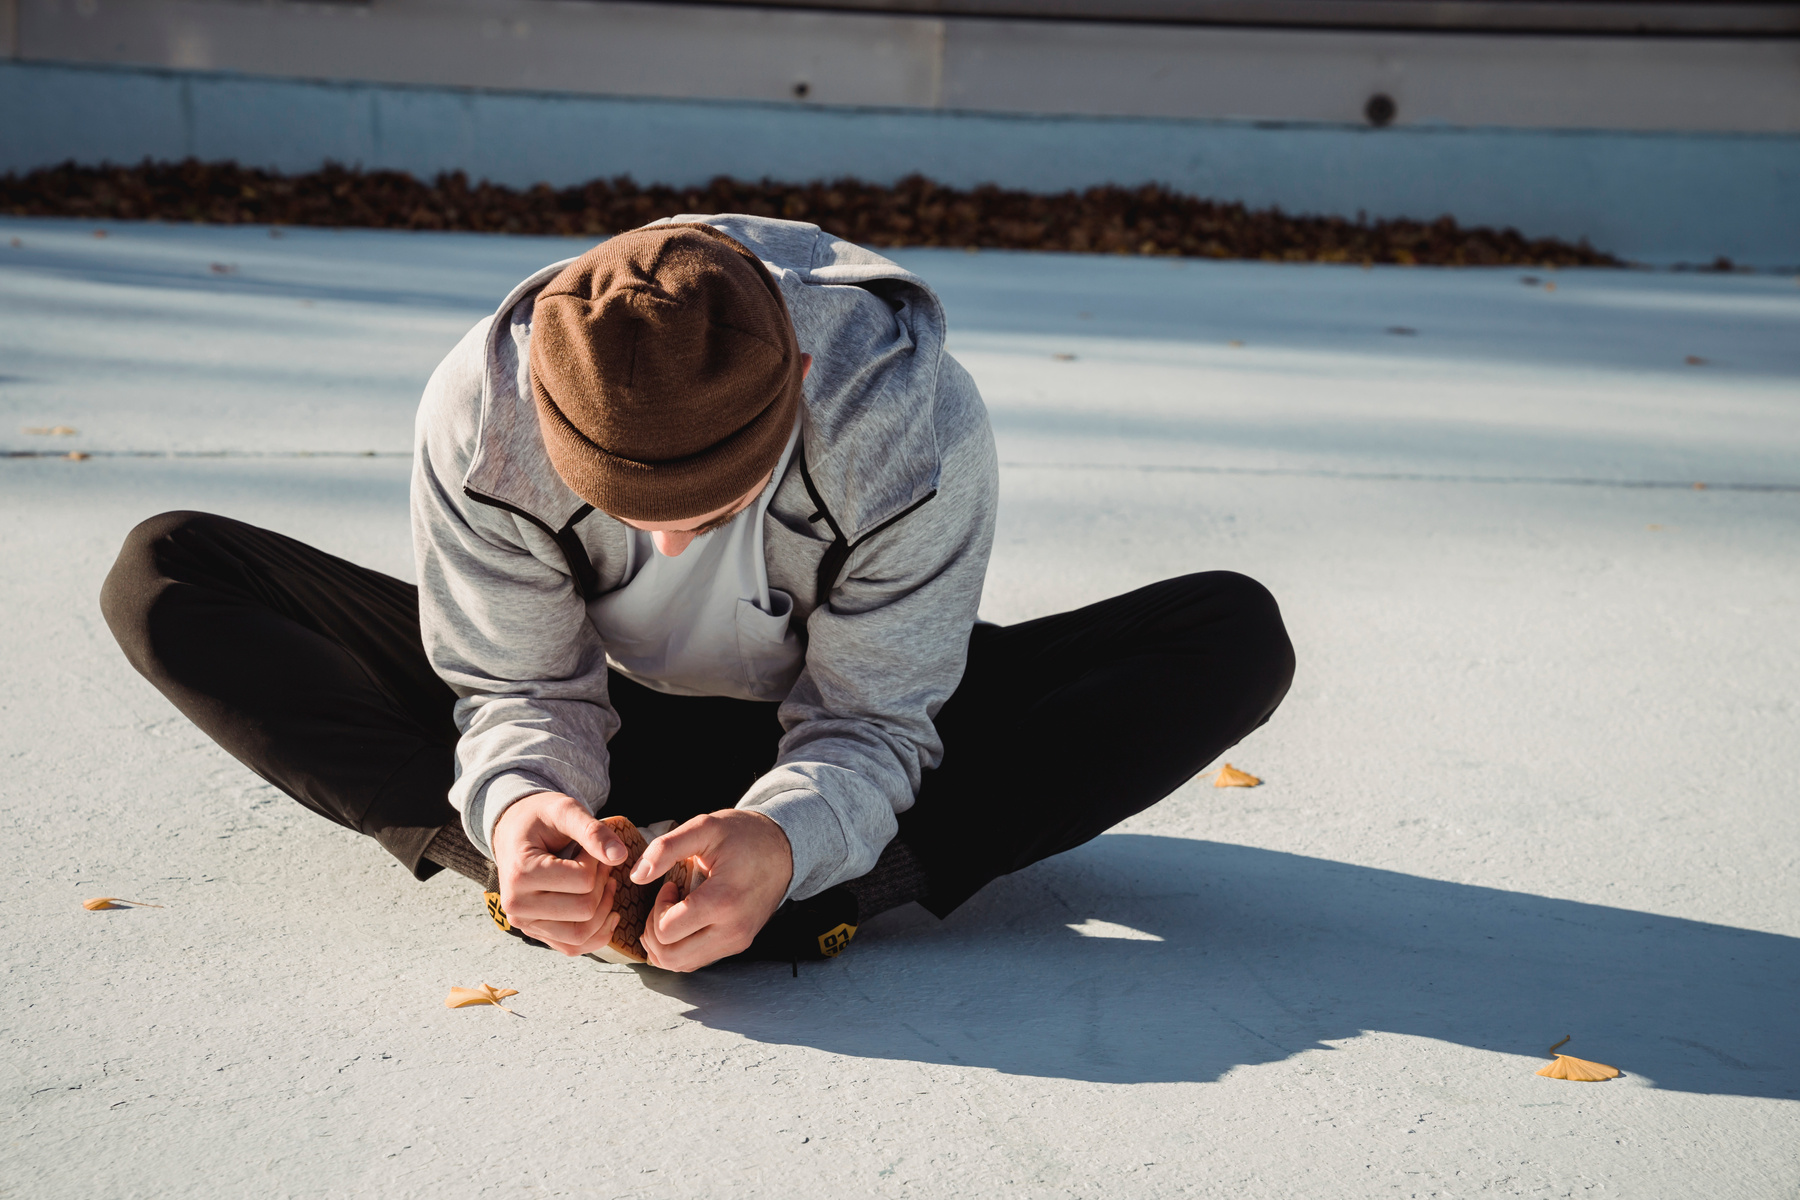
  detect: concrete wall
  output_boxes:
[3,0,1796,264]
[11,0,1800,132]
[4,59,1796,266]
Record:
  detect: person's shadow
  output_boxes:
[638,835,1797,1096]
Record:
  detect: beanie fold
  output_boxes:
[533,366,799,523]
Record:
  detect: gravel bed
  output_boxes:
[2,159,1622,266]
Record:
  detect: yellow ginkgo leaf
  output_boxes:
[445,983,521,1016]
[1214,763,1261,788]
[82,897,164,910]
[1536,1054,1619,1081]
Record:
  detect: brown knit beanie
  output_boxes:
[528,223,803,522]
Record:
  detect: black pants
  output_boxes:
[100,512,1294,917]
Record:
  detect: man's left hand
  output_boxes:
[633,808,793,972]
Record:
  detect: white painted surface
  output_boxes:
[2,219,1796,1197]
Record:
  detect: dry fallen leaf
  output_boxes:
[1214,763,1261,788]
[1544,281,1557,293]
[65,451,91,461]
[1685,355,1707,366]
[445,983,521,1016]
[1537,1054,1620,1081]
[83,897,164,910]
[209,262,236,275]
[92,229,109,239]
[24,425,78,436]
[1535,1036,1619,1081]
[1051,353,1077,362]
[9,237,21,248]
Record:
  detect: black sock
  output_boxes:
[842,839,931,922]
[424,822,494,887]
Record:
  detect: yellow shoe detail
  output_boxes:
[818,922,857,958]
[484,891,512,933]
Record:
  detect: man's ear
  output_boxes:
[801,353,812,380]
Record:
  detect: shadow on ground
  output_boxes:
[640,835,1799,1097]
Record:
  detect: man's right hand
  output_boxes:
[492,791,629,957]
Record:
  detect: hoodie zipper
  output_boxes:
[462,487,601,601]
[465,460,937,612]
[798,456,936,611]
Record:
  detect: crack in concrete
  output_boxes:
[1002,461,1800,492]
[8,450,1795,492]
[4,449,410,459]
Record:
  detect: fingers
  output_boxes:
[642,879,757,972]
[652,874,730,945]
[499,840,595,909]
[507,849,598,898]
[551,806,628,867]
[633,815,715,884]
[516,876,619,955]
[509,870,615,924]
[646,923,748,973]
[495,793,620,907]
[642,881,697,971]
[632,809,792,972]
[525,913,626,964]
[511,891,601,923]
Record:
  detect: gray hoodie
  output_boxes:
[411,214,998,901]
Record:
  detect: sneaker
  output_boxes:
[482,886,551,950]
[485,878,859,967]
[482,816,702,963]
[731,885,861,965]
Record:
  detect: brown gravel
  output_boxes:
[1,158,1621,267]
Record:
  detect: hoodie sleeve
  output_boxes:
[738,357,998,901]
[411,320,618,859]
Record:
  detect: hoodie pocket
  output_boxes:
[735,589,804,702]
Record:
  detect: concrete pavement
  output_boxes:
[3,218,1796,1197]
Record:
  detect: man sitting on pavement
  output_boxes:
[102,216,1295,971]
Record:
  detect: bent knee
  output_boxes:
[1183,569,1284,634]
[99,510,220,647]
[1199,570,1296,689]
[1202,570,1278,619]
[122,509,228,555]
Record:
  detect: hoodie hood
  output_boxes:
[462,214,946,545]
